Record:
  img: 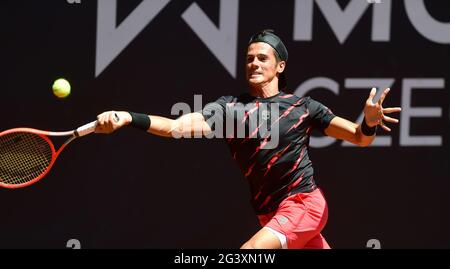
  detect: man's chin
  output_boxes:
[247,79,263,86]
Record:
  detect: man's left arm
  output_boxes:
[324,88,402,147]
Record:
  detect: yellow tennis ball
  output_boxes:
[52,78,71,98]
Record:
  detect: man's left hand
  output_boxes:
[364,88,402,132]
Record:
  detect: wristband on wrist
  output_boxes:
[361,117,377,136]
[128,112,151,131]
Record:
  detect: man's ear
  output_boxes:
[278,61,286,73]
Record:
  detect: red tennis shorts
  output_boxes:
[257,188,330,249]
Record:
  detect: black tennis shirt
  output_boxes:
[202,91,335,214]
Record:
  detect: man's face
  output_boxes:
[246,42,285,87]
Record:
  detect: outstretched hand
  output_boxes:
[364,88,401,132]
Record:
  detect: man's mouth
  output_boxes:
[250,72,262,77]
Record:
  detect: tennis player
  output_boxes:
[95,30,401,249]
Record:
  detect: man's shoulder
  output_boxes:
[277,92,310,105]
[213,95,237,105]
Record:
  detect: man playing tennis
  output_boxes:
[95,30,401,249]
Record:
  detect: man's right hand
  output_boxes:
[95,111,132,134]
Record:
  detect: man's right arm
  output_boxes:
[149,112,212,138]
[95,111,212,138]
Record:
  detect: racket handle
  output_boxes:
[75,113,120,137]
[75,121,97,137]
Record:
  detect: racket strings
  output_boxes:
[0,132,53,185]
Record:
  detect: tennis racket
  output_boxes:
[0,113,119,189]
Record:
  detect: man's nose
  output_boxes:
[250,58,260,68]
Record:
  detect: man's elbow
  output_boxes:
[358,142,370,147]
[170,118,203,138]
[357,137,374,147]
[170,120,187,138]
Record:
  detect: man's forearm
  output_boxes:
[147,115,175,137]
[125,112,210,138]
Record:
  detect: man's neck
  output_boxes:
[249,81,280,98]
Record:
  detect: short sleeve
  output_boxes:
[200,95,234,130]
[307,97,336,132]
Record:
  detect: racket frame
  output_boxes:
[0,121,96,188]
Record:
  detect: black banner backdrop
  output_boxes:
[0,0,449,248]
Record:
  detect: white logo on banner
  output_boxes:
[294,78,444,147]
[294,0,450,44]
[95,0,450,77]
[95,0,238,77]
